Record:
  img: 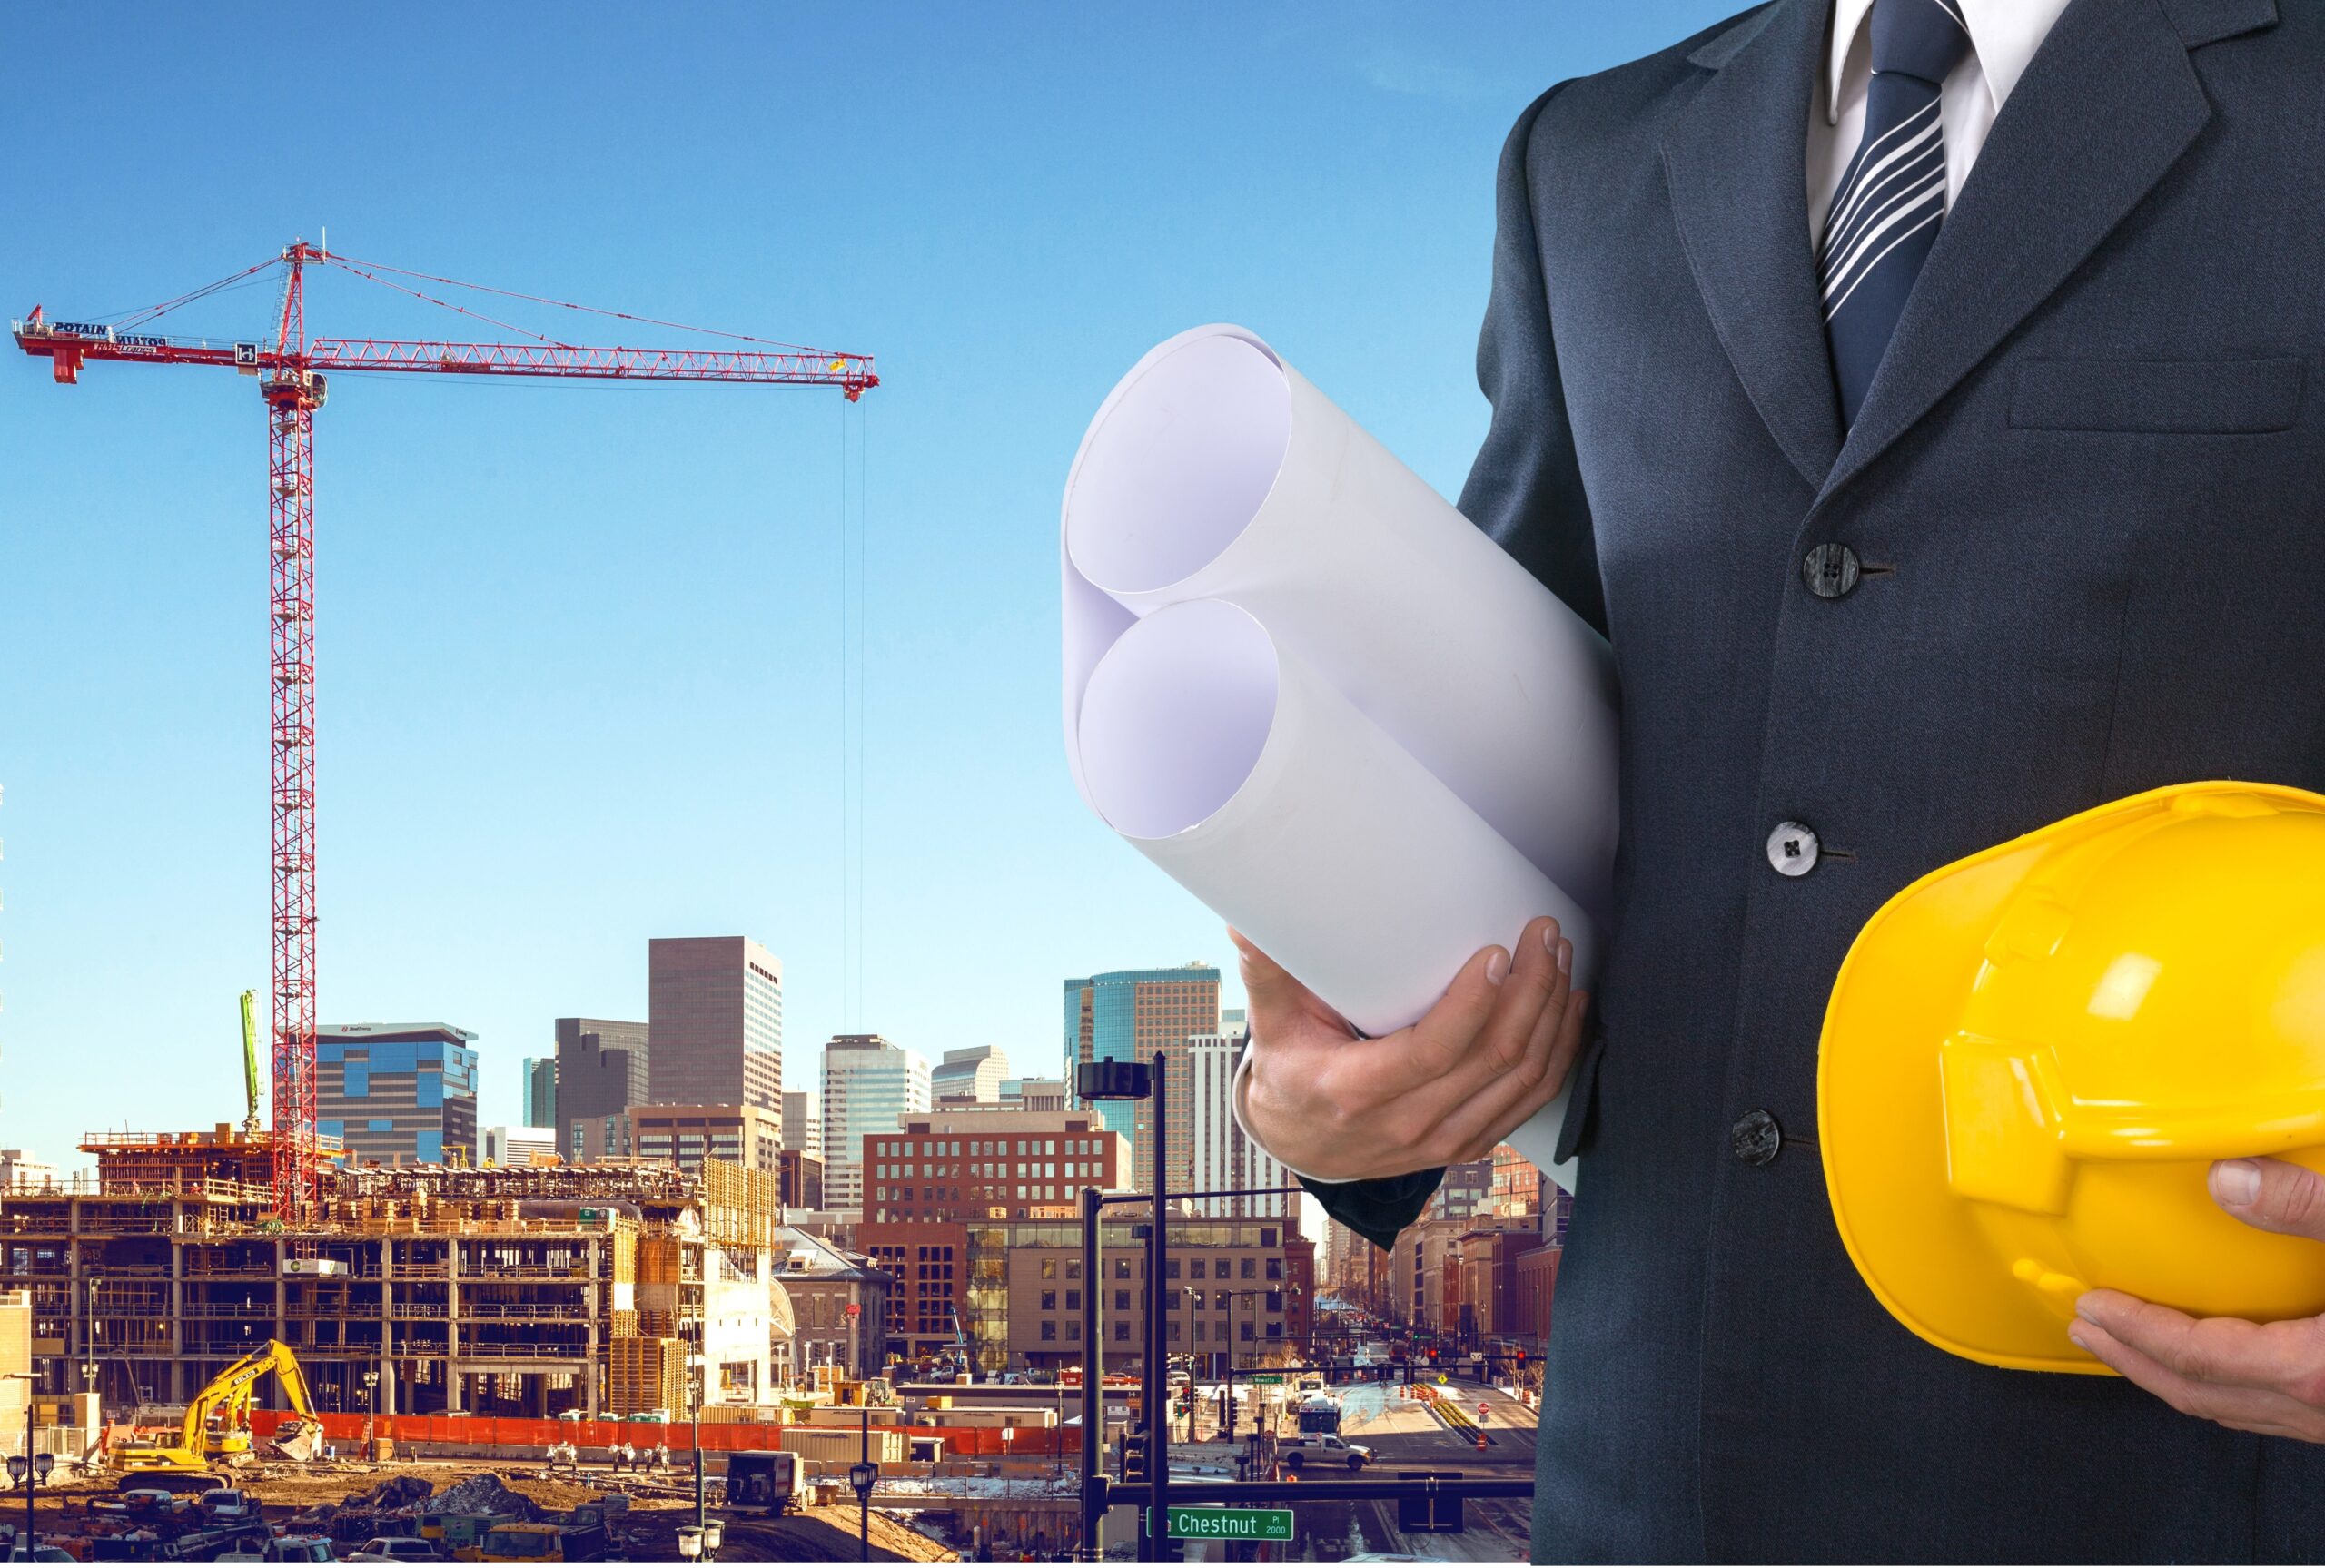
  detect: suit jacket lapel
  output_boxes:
[1662,0,1845,492]
[1818,0,2221,505]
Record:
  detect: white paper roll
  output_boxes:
[1063,324,1619,922]
[1076,599,1580,1193]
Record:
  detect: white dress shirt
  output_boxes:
[1808,0,2074,246]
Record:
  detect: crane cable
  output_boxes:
[321,251,858,356]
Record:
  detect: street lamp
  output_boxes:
[1074,1053,1166,1562]
[361,1368,380,1455]
[6,1374,52,1554]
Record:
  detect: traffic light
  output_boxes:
[1123,1433,1151,1484]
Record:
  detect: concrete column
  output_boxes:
[379,1239,396,1419]
[272,1238,288,1348]
[445,1238,462,1414]
[584,1238,601,1418]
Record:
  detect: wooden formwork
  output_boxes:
[607,1335,687,1415]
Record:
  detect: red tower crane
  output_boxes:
[15,240,877,1218]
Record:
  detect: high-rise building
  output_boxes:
[1063,965,1220,1195]
[520,1056,557,1129]
[1186,1032,1290,1218]
[553,1017,649,1163]
[648,936,784,1119]
[820,1034,930,1212]
[861,1109,1130,1224]
[781,1091,822,1155]
[317,1022,480,1166]
[618,1103,782,1174]
[481,1126,558,1167]
[931,1045,1011,1106]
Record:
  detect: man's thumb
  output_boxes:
[2209,1157,2325,1240]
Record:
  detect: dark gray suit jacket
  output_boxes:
[1305,0,2325,1558]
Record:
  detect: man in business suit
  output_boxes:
[1234,0,2325,1557]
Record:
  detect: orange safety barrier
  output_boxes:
[262,1410,1076,1457]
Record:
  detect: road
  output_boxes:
[1176,1378,1537,1562]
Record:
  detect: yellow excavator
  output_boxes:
[113,1339,325,1474]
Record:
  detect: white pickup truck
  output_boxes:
[1278,1435,1373,1471]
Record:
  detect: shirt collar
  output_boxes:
[1825,0,2077,124]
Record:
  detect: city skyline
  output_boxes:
[0,1,1707,1157]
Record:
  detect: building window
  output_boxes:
[1113,1321,1130,1343]
[1190,1260,1205,1280]
[1241,1257,1256,1280]
[1240,1320,1255,1342]
[1067,1320,1082,1342]
[1266,1258,1282,1281]
[1041,1290,1056,1311]
[1114,1290,1129,1311]
[1065,1291,1080,1312]
[1113,1258,1131,1280]
[1041,1321,1056,1342]
[1042,1258,1057,1280]
[1165,1260,1180,1281]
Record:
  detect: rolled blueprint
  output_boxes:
[1062,323,1618,922]
[1061,325,1618,1191]
[1075,599,1581,1190]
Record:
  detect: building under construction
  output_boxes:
[0,1129,788,1422]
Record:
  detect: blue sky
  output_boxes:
[0,2,1730,1157]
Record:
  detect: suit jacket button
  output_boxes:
[1766,820,1820,877]
[1731,1109,1784,1165]
[1803,543,1862,598]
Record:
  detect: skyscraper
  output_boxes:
[648,936,784,1119]
[820,1034,931,1212]
[781,1090,822,1156]
[930,1045,1011,1106]
[520,1056,557,1129]
[553,1016,648,1162]
[1187,1031,1291,1218]
[1063,965,1221,1193]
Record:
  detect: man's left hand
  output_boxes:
[2072,1157,2325,1442]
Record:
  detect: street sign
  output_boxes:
[1250,1374,1283,1386]
[1162,1506,1294,1543]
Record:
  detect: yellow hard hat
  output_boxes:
[1819,781,2325,1373]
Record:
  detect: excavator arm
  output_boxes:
[115,1340,320,1474]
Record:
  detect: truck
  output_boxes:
[1279,1435,1372,1471]
[722,1450,801,1514]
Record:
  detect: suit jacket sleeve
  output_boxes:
[1301,83,1602,1253]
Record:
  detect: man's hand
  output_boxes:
[1232,915,1587,1184]
[2071,1158,2325,1442]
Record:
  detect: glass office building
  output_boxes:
[316,1021,480,1166]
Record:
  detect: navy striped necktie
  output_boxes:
[1822,0,1972,427]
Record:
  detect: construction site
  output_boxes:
[0,1129,802,1421]
[0,1131,994,1559]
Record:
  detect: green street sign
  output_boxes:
[1249,1374,1284,1385]
[1162,1506,1295,1543]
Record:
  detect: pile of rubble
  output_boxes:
[413,1473,539,1520]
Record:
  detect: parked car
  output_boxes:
[201,1488,259,1523]
[346,1542,444,1563]
[217,1537,336,1563]
[1280,1435,1373,1471]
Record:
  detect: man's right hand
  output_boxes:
[1232,915,1587,1183]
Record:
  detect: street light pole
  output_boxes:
[1079,1184,1101,1560]
[1145,1050,1173,1563]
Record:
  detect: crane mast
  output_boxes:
[16,241,876,1218]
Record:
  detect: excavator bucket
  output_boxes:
[268,1415,324,1464]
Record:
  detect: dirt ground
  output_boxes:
[17,1459,955,1562]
